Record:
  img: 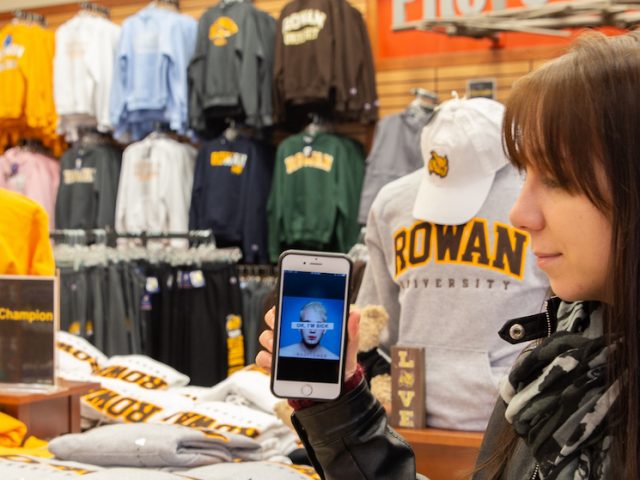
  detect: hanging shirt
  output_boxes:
[54,13,121,140]
[189,134,273,263]
[55,143,122,230]
[358,107,434,223]
[0,147,59,227]
[267,132,364,262]
[0,23,62,155]
[188,1,270,132]
[273,0,377,125]
[109,6,196,140]
[356,167,549,430]
[115,137,196,237]
[0,189,54,276]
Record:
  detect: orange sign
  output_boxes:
[378,0,625,58]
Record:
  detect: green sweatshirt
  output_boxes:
[267,132,364,262]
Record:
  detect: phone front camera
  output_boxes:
[303,261,306,264]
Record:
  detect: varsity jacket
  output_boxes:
[292,379,426,480]
[267,132,364,262]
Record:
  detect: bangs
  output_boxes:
[503,46,608,210]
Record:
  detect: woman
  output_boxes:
[257,30,640,479]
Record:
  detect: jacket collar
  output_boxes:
[499,296,562,344]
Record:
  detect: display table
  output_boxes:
[0,379,99,440]
[396,427,484,480]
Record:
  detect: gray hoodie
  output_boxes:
[356,166,549,431]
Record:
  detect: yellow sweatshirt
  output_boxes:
[0,23,62,156]
[0,188,55,276]
[0,412,51,458]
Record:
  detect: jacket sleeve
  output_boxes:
[335,137,365,253]
[188,15,208,133]
[53,24,72,117]
[164,18,193,134]
[255,11,276,128]
[266,142,284,263]
[28,204,55,276]
[237,9,263,127]
[95,147,120,229]
[272,13,285,124]
[291,380,419,480]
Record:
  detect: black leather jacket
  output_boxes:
[291,380,427,480]
[473,297,564,480]
[292,299,564,480]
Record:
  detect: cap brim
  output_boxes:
[412,172,495,225]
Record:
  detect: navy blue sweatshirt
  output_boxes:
[189,134,273,263]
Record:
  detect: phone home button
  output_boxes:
[301,384,313,397]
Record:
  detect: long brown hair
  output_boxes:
[480,31,640,478]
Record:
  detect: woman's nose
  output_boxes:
[510,176,544,232]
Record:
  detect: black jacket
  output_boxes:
[472,297,563,480]
[292,299,563,480]
[472,398,537,480]
[291,380,427,480]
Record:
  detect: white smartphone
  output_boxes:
[271,250,352,401]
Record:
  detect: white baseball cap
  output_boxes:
[413,97,508,225]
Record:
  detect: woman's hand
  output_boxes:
[256,307,361,381]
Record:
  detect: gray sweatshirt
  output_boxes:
[188,2,265,130]
[356,166,549,431]
[358,108,433,224]
[49,422,261,468]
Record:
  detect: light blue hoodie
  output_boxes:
[109,6,196,140]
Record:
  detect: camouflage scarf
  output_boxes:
[500,302,619,480]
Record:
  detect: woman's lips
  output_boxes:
[535,252,561,268]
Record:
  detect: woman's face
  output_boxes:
[300,308,324,346]
[510,166,612,303]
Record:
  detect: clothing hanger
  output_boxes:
[146,122,176,141]
[12,10,47,27]
[407,88,438,120]
[79,2,111,19]
[223,118,240,142]
[150,0,180,12]
[304,113,329,137]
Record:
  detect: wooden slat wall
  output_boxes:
[376,60,540,118]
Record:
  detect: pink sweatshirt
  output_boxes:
[0,147,60,228]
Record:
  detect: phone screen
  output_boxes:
[275,269,347,384]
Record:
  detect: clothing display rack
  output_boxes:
[50,229,215,247]
[236,263,279,278]
[79,2,111,18]
[12,9,47,26]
